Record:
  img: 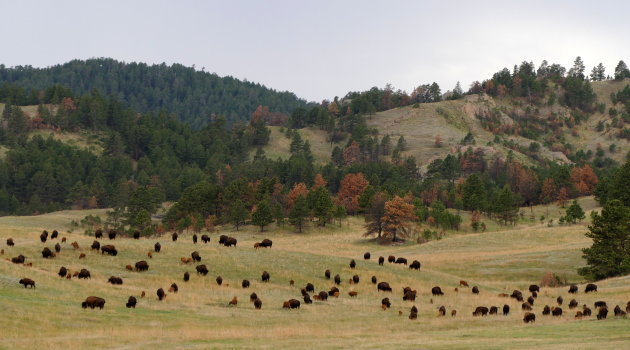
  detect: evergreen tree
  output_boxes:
[493,185,519,225]
[564,200,586,224]
[289,195,308,233]
[462,174,487,211]
[569,56,586,80]
[229,199,249,231]
[333,204,347,226]
[579,200,630,280]
[451,81,463,99]
[251,199,273,232]
[313,187,333,226]
[614,60,630,80]
[590,63,606,81]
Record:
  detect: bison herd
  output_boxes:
[4,229,629,328]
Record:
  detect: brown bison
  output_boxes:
[169,283,178,293]
[40,231,48,243]
[438,305,446,316]
[157,288,166,301]
[154,242,161,253]
[196,265,209,275]
[352,275,360,284]
[82,296,105,309]
[216,276,223,286]
[472,286,479,294]
[557,296,563,305]
[303,295,312,304]
[348,291,358,298]
[349,259,356,269]
[133,231,140,239]
[242,279,250,288]
[192,234,198,244]
[78,269,91,279]
[54,243,61,253]
[585,283,597,293]
[51,230,58,239]
[583,305,592,317]
[489,306,498,315]
[568,284,578,294]
[147,252,153,259]
[527,296,535,305]
[58,266,67,278]
[522,302,533,311]
[229,296,238,306]
[472,306,489,316]
[325,269,331,279]
[364,252,370,260]
[552,307,563,316]
[108,230,117,240]
[284,299,300,309]
[377,282,392,292]
[334,274,341,285]
[19,278,35,288]
[11,254,25,264]
[101,245,118,256]
[529,284,540,293]
[71,241,80,249]
[191,251,201,262]
[431,286,444,296]
[261,271,270,282]
[108,276,123,285]
[126,296,137,308]
[201,235,210,244]
[41,247,55,259]
[594,301,607,309]
[371,276,377,284]
[250,293,258,302]
[135,261,149,272]
[395,257,407,265]
[318,291,328,301]
[79,253,86,259]
[597,307,608,320]
[403,290,417,302]
[378,256,384,265]
[219,235,228,245]
[6,238,14,246]
[569,299,578,309]
[126,265,133,271]
[305,283,314,293]
[184,272,190,282]
[254,298,262,309]
[542,305,551,315]
[171,232,178,242]
[614,305,625,317]
[387,255,395,263]
[94,229,103,239]
[381,297,391,308]
[523,312,536,323]
[409,260,421,270]
[510,290,524,302]
[328,286,339,296]
[259,239,273,248]
[224,237,237,247]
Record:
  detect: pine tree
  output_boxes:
[564,200,585,224]
[493,185,519,225]
[251,199,273,232]
[229,199,249,231]
[462,174,487,211]
[569,56,586,80]
[289,195,308,233]
[614,60,630,80]
[364,192,388,238]
[313,187,333,226]
[590,63,606,81]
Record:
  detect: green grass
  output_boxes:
[0,201,629,349]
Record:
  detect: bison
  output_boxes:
[250,293,258,302]
[78,269,91,279]
[259,239,273,248]
[387,255,395,263]
[254,298,262,309]
[51,230,58,239]
[154,242,161,253]
[523,312,536,323]
[552,307,563,316]
[431,286,444,296]
[371,276,377,284]
[91,241,100,250]
[285,299,300,309]
[409,260,421,270]
[219,235,228,245]
[377,282,392,292]
[201,235,210,244]
[381,297,391,308]
[242,279,250,288]
[184,272,190,282]
[126,296,137,308]
[325,270,331,279]
[169,283,179,293]
[529,284,540,293]
[318,291,328,301]
[305,283,315,293]
[568,284,578,294]
[510,290,524,302]
[303,294,312,304]
[94,229,103,239]
[597,307,608,320]
[216,276,223,286]
[585,283,597,293]
[11,254,25,264]
[108,229,117,240]
[135,260,149,272]
[352,275,360,284]
[594,301,607,309]
[378,256,384,265]
[527,296,535,305]
[6,238,14,246]
[489,306,498,315]
[41,247,54,259]
[40,231,48,243]
[54,243,61,253]
[108,276,123,285]
[196,265,209,275]
[334,274,341,285]
[472,286,479,294]
[19,278,35,288]
[101,245,118,256]
[157,288,166,301]
[349,259,356,269]
[82,296,105,309]
[503,304,510,316]
[569,299,578,309]
[364,252,370,260]
[224,237,237,247]
[348,291,358,298]
[583,305,592,317]
[395,257,407,265]
[229,297,238,306]
[133,231,140,239]
[522,302,533,311]
[192,234,198,244]
[191,251,201,262]
[557,296,563,305]
[58,266,68,278]
[261,271,270,282]
[542,305,551,315]
[172,232,178,242]
[472,306,489,316]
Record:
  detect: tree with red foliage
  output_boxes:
[570,164,598,196]
[382,196,417,242]
[337,173,369,215]
[343,141,361,166]
[287,183,308,209]
[313,174,327,190]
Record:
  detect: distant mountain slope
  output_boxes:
[0,58,310,128]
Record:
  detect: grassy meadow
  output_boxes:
[0,198,629,349]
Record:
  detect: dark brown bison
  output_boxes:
[569,299,578,309]
[523,312,536,323]
[334,274,341,285]
[352,275,360,284]
[552,307,563,316]
[82,296,105,309]
[42,247,54,259]
[58,266,67,278]
[585,283,597,293]
[51,230,58,239]
[395,257,407,265]
[403,290,417,301]
[378,256,384,265]
[11,254,25,264]
[325,269,331,279]
[191,251,201,262]
[169,283,178,293]
[261,271,270,282]
[242,279,250,288]
[472,286,479,294]
[285,299,300,309]
[438,305,446,316]
[101,245,118,256]
[108,276,123,285]
[409,260,421,270]
[250,293,258,302]
[522,302,533,311]
[328,286,339,296]
[527,296,535,305]
[91,241,100,251]
[196,265,209,275]
[529,284,540,293]
[108,229,117,240]
[583,305,592,317]
[78,269,91,279]
[575,311,583,319]
[387,255,395,263]
[594,301,607,309]
[201,235,210,244]
[154,242,161,253]
[157,288,166,301]
[192,234,198,244]
[303,294,312,304]
[218,235,228,245]
[614,305,625,316]
[40,231,48,243]
[349,259,356,269]
[542,305,551,315]
[364,252,370,260]
[172,232,178,242]
[381,297,391,308]
[135,261,149,272]
[473,306,489,316]
[184,272,190,282]
[224,237,237,247]
[94,229,103,239]
[531,291,538,298]
[409,310,418,320]
[259,239,273,248]
[54,243,61,253]
[318,291,328,301]
[510,290,524,302]
[254,298,262,309]
[597,307,608,320]
[19,278,35,288]
[133,231,140,239]
[489,306,498,315]
[305,283,314,293]
[431,286,444,296]
[568,284,578,294]
[371,276,377,284]
[6,238,14,246]
[557,296,563,305]
[216,276,223,286]
[377,282,392,292]
[503,304,510,315]
[126,296,137,308]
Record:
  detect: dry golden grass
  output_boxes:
[0,200,629,349]
[253,126,339,164]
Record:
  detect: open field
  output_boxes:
[0,200,629,349]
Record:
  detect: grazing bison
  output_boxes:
[54,243,61,253]
[614,305,625,317]
[472,286,479,294]
[387,255,395,263]
[395,257,408,265]
[328,286,340,296]
[71,241,80,249]
[522,303,533,311]
[90,241,100,251]
[133,231,140,239]
[529,284,540,293]
[459,280,469,287]
[172,232,178,242]
[542,305,551,315]
[473,306,489,316]
[305,283,314,293]
[6,238,14,246]
[261,271,270,282]
[286,299,300,309]
[58,266,68,278]
[40,231,48,243]
[489,306,498,315]
[409,260,421,270]
[51,230,58,239]
[191,251,201,262]
[585,283,597,293]
[569,299,578,309]
[594,301,607,309]
[527,296,535,305]
[431,286,444,296]
[551,307,562,316]
[371,276,377,284]
[348,291,358,298]
[510,290,524,302]
[11,254,25,264]
[438,305,446,316]
[378,256,384,265]
[82,296,105,309]
[259,239,273,248]
[242,279,250,288]
[79,253,86,259]
[42,247,54,259]
[334,274,341,285]
[169,283,178,293]
[303,294,312,304]
[108,230,117,240]
[325,269,331,279]
[108,276,123,285]
[568,284,578,294]
[157,288,166,301]
[196,265,209,275]
[557,296,563,305]
[531,291,537,298]
[503,304,510,316]
[403,290,417,302]
[126,296,137,308]
[364,252,370,260]
[216,276,223,286]
[183,272,190,282]
[19,278,35,288]
[597,307,608,320]
[254,298,262,309]
[95,229,103,239]
[381,298,391,308]
[154,242,161,253]
[101,245,118,256]
[377,282,392,292]
[523,312,536,323]
[352,275,360,284]
[135,261,149,272]
[224,237,237,247]
[219,235,228,245]
[78,269,91,279]
[318,291,329,301]
[575,311,583,319]
[409,311,418,320]
[192,234,198,244]
[583,305,592,317]
[349,259,356,269]
[201,235,210,244]
[249,293,258,302]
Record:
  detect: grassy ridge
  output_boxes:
[0,201,629,349]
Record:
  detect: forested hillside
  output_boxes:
[0,58,310,128]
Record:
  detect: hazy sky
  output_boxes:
[2,1,629,101]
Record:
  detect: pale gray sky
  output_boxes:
[1,0,628,101]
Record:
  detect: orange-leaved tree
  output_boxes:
[382,196,417,242]
[337,173,369,215]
